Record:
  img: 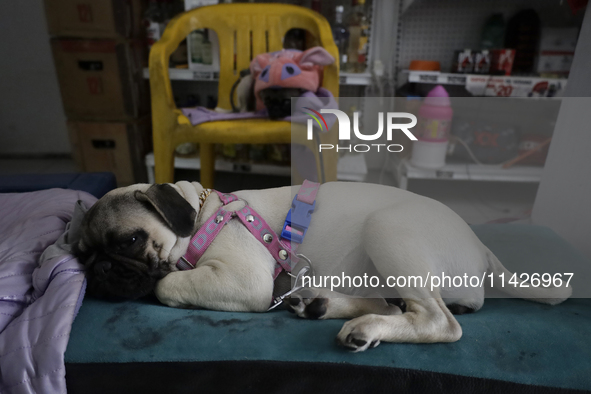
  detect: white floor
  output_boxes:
[0,158,538,225]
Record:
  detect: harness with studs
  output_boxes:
[176,180,320,310]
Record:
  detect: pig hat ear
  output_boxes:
[250,52,272,76]
[295,46,335,67]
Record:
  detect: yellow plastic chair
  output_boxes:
[149,3,340,187]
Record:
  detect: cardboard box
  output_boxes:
[68,118,152,186]
[45,0,144,38]
[51,39,148,120]
[539,28,579,52]
[537,28,579,74]
[537,54,574,74]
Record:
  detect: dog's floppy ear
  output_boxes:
[134,184,196,237]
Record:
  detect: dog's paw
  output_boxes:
[286,288,329,319]
[336,315,383,352]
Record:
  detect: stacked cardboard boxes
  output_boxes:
[46,0,151,186]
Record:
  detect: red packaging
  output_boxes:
[517,134,550,166]
[490,49,516,76]
[474,50,491,74]
[452,49,474,73]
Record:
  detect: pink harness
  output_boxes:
[176,180,320,282]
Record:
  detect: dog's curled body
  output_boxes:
[77,181,571,352]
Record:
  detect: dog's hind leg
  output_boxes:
[287,288,402,320]
[336,297,462,351]
[335,213,464,351]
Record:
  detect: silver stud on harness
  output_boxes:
[278,249,288,260]
[263,233,273,243]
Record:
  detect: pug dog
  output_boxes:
[75,181,571,352]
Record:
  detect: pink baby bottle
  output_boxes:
[410,85,453,169]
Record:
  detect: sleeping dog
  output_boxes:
[75,181,571,352]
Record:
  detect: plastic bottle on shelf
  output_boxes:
[144,0,165,50]
[189,30,204,64]
[201,30,213,65]
[347,0,370,73]
[480,13,505,50]
[332,5,350,70]
[410,85,453,169]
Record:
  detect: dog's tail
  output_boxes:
[485,248,572,305]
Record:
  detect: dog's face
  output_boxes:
[259,87,305,119]
[75,184,197,300]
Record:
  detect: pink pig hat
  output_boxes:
[250,47,335,111]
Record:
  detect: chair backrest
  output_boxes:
[152,3,340,111]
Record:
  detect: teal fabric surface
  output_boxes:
[65,225,591,391]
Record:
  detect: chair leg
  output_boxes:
[200,143,216,188]
[154,143,175,184]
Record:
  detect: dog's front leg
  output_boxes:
[155,258,274,312]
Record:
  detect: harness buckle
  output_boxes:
[281,194,316,244]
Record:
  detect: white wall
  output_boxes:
[0,0,70,155]
[532,8,591,260]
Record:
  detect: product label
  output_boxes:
[416,118,451,142]
[146,22,162,46]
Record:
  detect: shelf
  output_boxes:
[143,68,372,85]
[145,152,290,183]
[339,72,372,85]
[142,68,219,81]
[145,152,367,183]
[394,159,544,189]
[407,70,468,85]
[405,70,567,97]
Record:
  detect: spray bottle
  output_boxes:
[410,85,453,169]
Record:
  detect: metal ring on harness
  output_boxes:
[267,255,313,311]
[288,253,313,278]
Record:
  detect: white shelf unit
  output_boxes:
[145,152,368,183]
[339,72,372,86]
[393,0,582,84]
[393,159,544,190]
[142,68,372,85]
[143,68,219,82]
[374,0,583,188]
[404,70,568,97]
[145,152,290,184]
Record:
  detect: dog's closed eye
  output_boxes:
[114,231,146,251]
[115,236,138,251]
[117,236,137,249]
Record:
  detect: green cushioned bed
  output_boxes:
[65,225,591,394]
